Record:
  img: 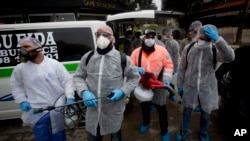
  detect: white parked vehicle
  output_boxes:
[0,20,106,120]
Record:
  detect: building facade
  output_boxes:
[0,0,128,24]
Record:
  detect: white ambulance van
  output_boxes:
[0,20,106,120]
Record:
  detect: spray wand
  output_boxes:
[33,96,107,114]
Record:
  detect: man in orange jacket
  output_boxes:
[130,28,174,141]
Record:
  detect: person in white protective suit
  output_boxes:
[189,20,203,42]
[73,24,140,141]
[161,28,180,99]
[161,28,180,75]
[175,24,235,141]
[10,37,75,141]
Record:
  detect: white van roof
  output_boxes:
[0,20,106,31]
[106,10,185,22]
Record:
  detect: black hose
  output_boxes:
[151,85,177,96]
[162,85,177,96]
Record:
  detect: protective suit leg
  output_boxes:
[182,107,192,132]
[87,124,103,141]
[175,107,192,141]
[51,130,66,141]
[33,113,52,141]
[110,129,122,141]
[33,112,66,141]
[155,104,168,136]
[50,110,66,141]
[199,109,210,141]
[139,101,151,134]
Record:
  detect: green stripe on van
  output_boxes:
[0,63,79,78]
[63,63,79,72]
[0,68,13,78]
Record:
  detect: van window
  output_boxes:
[0,27,94,67]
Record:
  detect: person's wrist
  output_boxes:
[119,89,124,95]
[214,36,219,41]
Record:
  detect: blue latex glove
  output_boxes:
[178,87,184,97]
[108,89,124,101]
[164,80,170,86]
[82,90,97,107]
[169,94,176,102]
[137,67,145,75]
[66,98,75,105]
[204,26,219,41]
[19,101,31,112]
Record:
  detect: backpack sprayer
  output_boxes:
[134,71,176,102]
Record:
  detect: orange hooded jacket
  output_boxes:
[131,44,173,81]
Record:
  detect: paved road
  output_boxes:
[0,96,242,141]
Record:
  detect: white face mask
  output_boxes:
[144,38,155,47]
[96,35,111,49]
